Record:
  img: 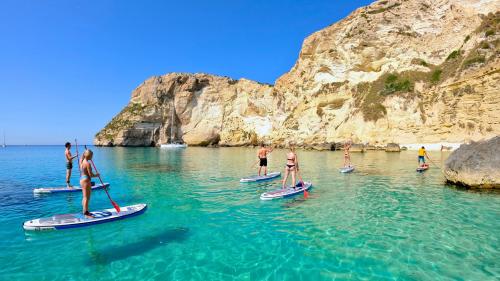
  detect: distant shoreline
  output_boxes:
[401,143,462,151]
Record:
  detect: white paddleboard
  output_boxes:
[260,182,312,200]
[240,172,281,183]
[339,166,355,173]
[23,204,147,231]
[33,183,110,194]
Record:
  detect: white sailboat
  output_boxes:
[160,104,187,149]
[2,132,5,148]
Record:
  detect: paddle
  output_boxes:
[84,145,120,213]
[426,154,444,171]
[297,168,308,198]
[75,139,81,176]
[295,155,308,198]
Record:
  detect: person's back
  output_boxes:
[257,144,272,176]
[418,146,426,165]
[258,147,267,159]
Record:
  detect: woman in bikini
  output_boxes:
[282,145,298,189]
[80,149,100,218]
[343,140,352,168]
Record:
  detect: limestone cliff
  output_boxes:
[94,74,273,146]
[95,0,499,148]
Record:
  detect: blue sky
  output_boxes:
[0,0,373,145]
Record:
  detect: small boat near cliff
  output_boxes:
[160,103,187,149]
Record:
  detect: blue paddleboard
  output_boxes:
[260,182,312,200]
[33,183,110,194]
[23,204,147,231]
[240,172,281,183]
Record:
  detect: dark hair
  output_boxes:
[65,142,71,148]
[421,146,425,149]
[261,143,265,147]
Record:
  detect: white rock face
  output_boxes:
[95,0,499,148]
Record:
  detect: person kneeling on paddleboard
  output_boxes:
[80,149,100,218]
[282,145,298,189]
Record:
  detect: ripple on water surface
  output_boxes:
[0,146,498,280]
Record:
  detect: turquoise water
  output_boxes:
[0,146,498,280]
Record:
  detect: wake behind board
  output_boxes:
[339,166,355,173]
[23,204,147,231]
[260,182,312,200]
[416,164,429,172]
[33,183,110,194]
[240,172,281,183]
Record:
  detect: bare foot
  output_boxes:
[84,211,95,219]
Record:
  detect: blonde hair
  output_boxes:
[82,149,93,160]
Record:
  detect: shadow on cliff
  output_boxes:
[86,227,189,265]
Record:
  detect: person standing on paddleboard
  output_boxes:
[80,149,100,218]
[418,146,429,166]
[343,140,352,168]
[65,142,78,188]
[282,145,298,189]
[257,143,273,176]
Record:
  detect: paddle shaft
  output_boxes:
[89,159,120,213]
[75,139,81,176]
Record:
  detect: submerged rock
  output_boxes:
[444,136,500,188]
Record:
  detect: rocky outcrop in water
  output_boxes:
[444,136,500,188]
[95,0,499,148]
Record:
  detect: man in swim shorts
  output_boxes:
[257,143,273,176]
[65,142,78,188]
[418,146,429,166]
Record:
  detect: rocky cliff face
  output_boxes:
[95,0,499,148]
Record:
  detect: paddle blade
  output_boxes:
[302,181,308,198]
[111,200,121,213]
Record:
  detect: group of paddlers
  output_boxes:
[255,141,432,188]
[63,141,434,216]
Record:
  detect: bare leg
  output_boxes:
[66,169,71,187]
[282,168,290,189]
[291,170,296,188]
[264,166,267,176]
[258,166,262,176]
[81,180,92,218]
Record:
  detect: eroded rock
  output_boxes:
[444,136,500,188]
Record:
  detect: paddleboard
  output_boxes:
[33,183,110,194]
[240,172,281,183]
[260,182,312,200]
[416,164,429,172]
[339,166,355,173]
[23,204,147,231]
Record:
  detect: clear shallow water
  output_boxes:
[0,146,498,280]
